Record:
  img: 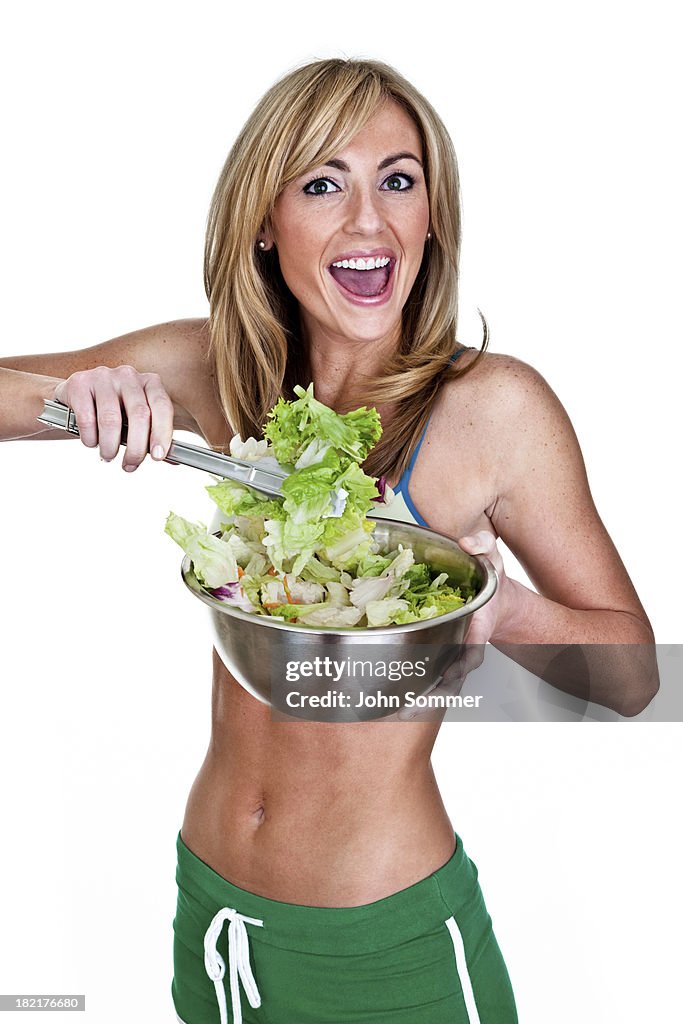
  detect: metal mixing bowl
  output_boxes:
[180,517,497,721]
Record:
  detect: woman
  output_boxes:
[0,58,655,1023]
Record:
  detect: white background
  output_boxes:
[0,2,681,1022]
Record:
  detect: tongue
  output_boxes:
[329,264,389,297]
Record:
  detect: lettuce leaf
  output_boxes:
[263,382,381,465]
[206,478,286,521]
[164,512,238,588]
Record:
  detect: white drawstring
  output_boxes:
[203,906,264,1024]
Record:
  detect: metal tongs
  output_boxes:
[37,398,290,498]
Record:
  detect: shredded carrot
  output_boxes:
[267,567,277,576]
[237,566,245,577]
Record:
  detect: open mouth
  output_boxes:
[327,259,394,298]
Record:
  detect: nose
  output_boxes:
[343,183,386,236]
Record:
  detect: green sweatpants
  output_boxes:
[172,829,517,1023]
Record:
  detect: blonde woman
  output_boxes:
[0,58,655,1024]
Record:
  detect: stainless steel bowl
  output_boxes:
[180,517,497,721]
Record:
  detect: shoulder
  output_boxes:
[449,348,555,399]
[439,349,583,499]
[444,350,571,437]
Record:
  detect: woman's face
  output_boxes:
[269,100,430,349]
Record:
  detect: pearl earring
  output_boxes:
[426,232,432,240]
[257,240,266,250]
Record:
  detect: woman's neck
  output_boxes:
[305,327,399,415]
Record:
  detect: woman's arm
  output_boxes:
[460,357,657,717]
[0,318,210,442]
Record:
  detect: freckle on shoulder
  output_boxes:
[494,351,550,385]
[449,349,542,392]
[445,350,557,426]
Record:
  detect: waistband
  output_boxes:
[176,828,479,955]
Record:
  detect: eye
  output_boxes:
[381,172,415,192]
[302,177,341,196]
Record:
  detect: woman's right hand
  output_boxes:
[52,364,175,471]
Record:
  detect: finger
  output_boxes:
[397,675,444,721]
[456,641,486,679]
[54,376,99,450]
[422,617,489,707]
[397,606,494,722]
[458,530,496,556]
[406,643,486,717]
[117,379,152,472]
[458,530,504,573]
[143,374,175,460]
[397,665,467,722]
[93,382,124,463]
[434,661,467,696]
[397,701,435,723]
[463,609,494,647]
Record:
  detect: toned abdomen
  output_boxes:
[179,649,457,907]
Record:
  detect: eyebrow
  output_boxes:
[322,152,423,173]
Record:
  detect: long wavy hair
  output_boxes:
[203,57,487,481]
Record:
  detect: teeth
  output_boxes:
[331,256,391,270]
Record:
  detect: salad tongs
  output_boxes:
[36,398,290,498]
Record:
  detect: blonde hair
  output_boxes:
[204,57,487,482]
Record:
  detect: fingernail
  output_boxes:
[123,464,137,473]
[152,445,164,460]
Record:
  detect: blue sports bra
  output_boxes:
[371,346,469,529]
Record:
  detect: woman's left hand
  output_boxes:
[397,530,512,720]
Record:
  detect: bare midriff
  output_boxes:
[180,650,457,907]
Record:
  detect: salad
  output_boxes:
[165,383,476,628]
